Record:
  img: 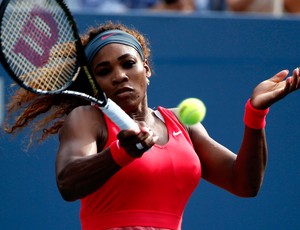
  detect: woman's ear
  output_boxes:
[143,59,151,78]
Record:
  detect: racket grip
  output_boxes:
[102,99,139,131]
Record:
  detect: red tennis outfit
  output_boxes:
[80,107,202,230]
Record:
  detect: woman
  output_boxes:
[151,0,226,13]
[4,21,300,229]
[227,0,300,14]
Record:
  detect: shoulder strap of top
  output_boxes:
[157,107,193,147]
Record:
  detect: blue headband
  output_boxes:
[85,29,145,64]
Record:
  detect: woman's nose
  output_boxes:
[112,69,128,84]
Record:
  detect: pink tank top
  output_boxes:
[80,107,202,230]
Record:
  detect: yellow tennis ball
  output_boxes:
[178,98,206,125]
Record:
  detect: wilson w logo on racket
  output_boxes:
[0,0,139,131]
[0,0,78,92]
[13,8,59,68]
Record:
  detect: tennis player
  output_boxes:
[4,21,300,230]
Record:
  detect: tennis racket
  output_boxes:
[0,0,139,131]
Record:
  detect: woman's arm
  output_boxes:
[188,123,266,197]
[55,106,121,201]
[226,0,256,11]
[55,106,156,201]
[190,69,300,197]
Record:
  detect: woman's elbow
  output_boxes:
[56,179,79,202]
[237,188,260,198]
[56,169,81,202]
[234,180,263,198]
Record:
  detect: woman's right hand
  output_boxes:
[117,123,158,158]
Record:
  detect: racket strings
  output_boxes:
[1,0,78,92]
[2,2,31,78]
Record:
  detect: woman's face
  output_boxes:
[90,43,151,113]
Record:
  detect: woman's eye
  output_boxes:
[123,61,135,68]
[96,68,111,76]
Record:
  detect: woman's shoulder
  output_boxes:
[159,107,208,138]
[60,105,105,136]
[67,105,103,120]
[158,107,179,118]
[157,106,178,113]
[169,107,179,115]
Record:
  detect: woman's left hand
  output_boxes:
[250,68,300,109]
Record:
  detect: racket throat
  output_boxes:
[62,90,107,106]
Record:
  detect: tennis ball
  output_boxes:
[178,98,206,125]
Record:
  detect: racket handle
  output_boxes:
[102,98,139,131]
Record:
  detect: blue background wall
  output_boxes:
[0,12,299,229]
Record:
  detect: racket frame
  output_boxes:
[0,0,139,131]
[0,0,106,104]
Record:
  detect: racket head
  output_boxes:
[0,0,83,94]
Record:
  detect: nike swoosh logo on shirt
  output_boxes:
[173,131,182,136]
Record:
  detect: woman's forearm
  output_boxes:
[56,148,121,201]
